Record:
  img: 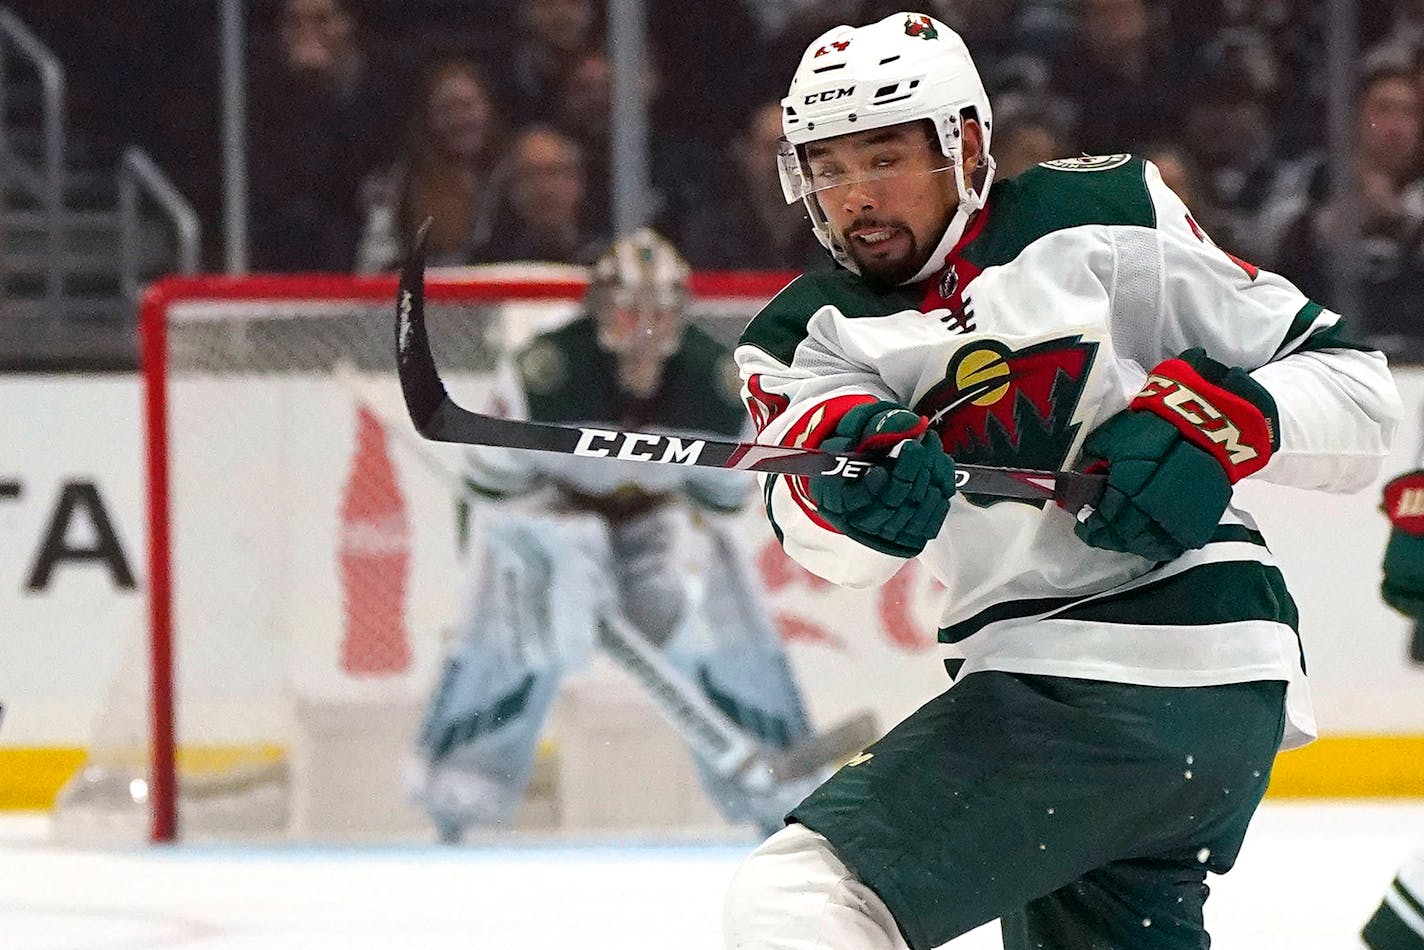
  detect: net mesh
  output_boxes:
[50,271,778,843]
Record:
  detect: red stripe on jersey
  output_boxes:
[779,394,879,531]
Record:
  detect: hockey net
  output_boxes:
[50,267,794,843]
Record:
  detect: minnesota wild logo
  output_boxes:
[904,14,938,40]
[1040,154,1132,173]
[914,337,1097,505]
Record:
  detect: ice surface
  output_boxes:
[2,802,1419,949]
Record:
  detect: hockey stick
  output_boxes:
[394,221,1106,514]
[335,365,878,786]
[595,610,878,789]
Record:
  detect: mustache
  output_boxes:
[842,218,908,240]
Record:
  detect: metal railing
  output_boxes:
[0,5,65,315]
[118,147,200,300]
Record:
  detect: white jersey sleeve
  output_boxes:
[1113,162,1401,492]
[737,291,915,589]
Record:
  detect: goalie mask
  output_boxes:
[587,229,690,391]
[779,11,995,278]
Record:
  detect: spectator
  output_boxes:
[860,0,1041,69]
[355,55,503,273]
[551,51,616,236]
[989,102,1071,180]
[1176,41,1284,258]
[489,0,602,125]
[1373,0,1424,56]
[1267,62,1424,347]
[748,0,867,107]
[647,0,765,147]
[677,100,823,271]
[1159,0,1298,69]
[1141,142,1206,217]
[1410,39,1424,119]
[1013,0,1078,62]
[248,0,398,271]
[1048,0,1182,154]
[549,49,694,238]
[468,126,603,265]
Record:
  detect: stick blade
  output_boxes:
[767,711,880,781]
[394,218,448,436]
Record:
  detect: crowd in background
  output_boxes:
[23,0,1424,348]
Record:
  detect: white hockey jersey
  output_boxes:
[736,156,1402,748]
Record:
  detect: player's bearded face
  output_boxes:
[838,212,925,285]
[807,123,961,285]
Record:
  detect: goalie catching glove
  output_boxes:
[1075,348,1279,562]
[808,400,957,558]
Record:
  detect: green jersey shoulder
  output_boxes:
[739,270,924,366]
[740,155,1159,364]
[965,154,1156,270]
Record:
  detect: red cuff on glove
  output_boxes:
[1384,470,1424,535]
[774,394,880,530]
[853,411,929,454]
[777,394,880,452]
[1130,358,1275,482]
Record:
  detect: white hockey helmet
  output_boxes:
[778,12,995,270]
[587,228,690,361]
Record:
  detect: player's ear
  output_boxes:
[961,118,984,177]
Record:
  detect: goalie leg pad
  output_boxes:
[656,521,819,832]
[608,508,689,647]
[409,660,561,829]
[410,513,612,831]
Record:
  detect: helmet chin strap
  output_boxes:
[904,151,995,286]
[905,205,973,285]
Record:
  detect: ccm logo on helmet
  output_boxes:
[804,87,855,105]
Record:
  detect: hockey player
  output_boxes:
[1363,848,1424,949]
[1361,469,1424,950]
[409,229,817,840]
[724,12,1401,950]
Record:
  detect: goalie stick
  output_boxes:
[595,610,878,790]
[394,220,1107,514]
[336,365,879,787]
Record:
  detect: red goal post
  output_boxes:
[101,268,794,843]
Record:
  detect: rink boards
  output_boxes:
[0,367,1422,810]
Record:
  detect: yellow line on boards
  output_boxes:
[1266,735,1424,798]
[1,737,1421,811]
[0,740,562,810]
[0,747,87,809]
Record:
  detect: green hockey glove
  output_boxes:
[1381,471,1424,619]
[1075,349,1279,562]
[808,400,957,558]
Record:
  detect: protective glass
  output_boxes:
[777,136,955,204]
